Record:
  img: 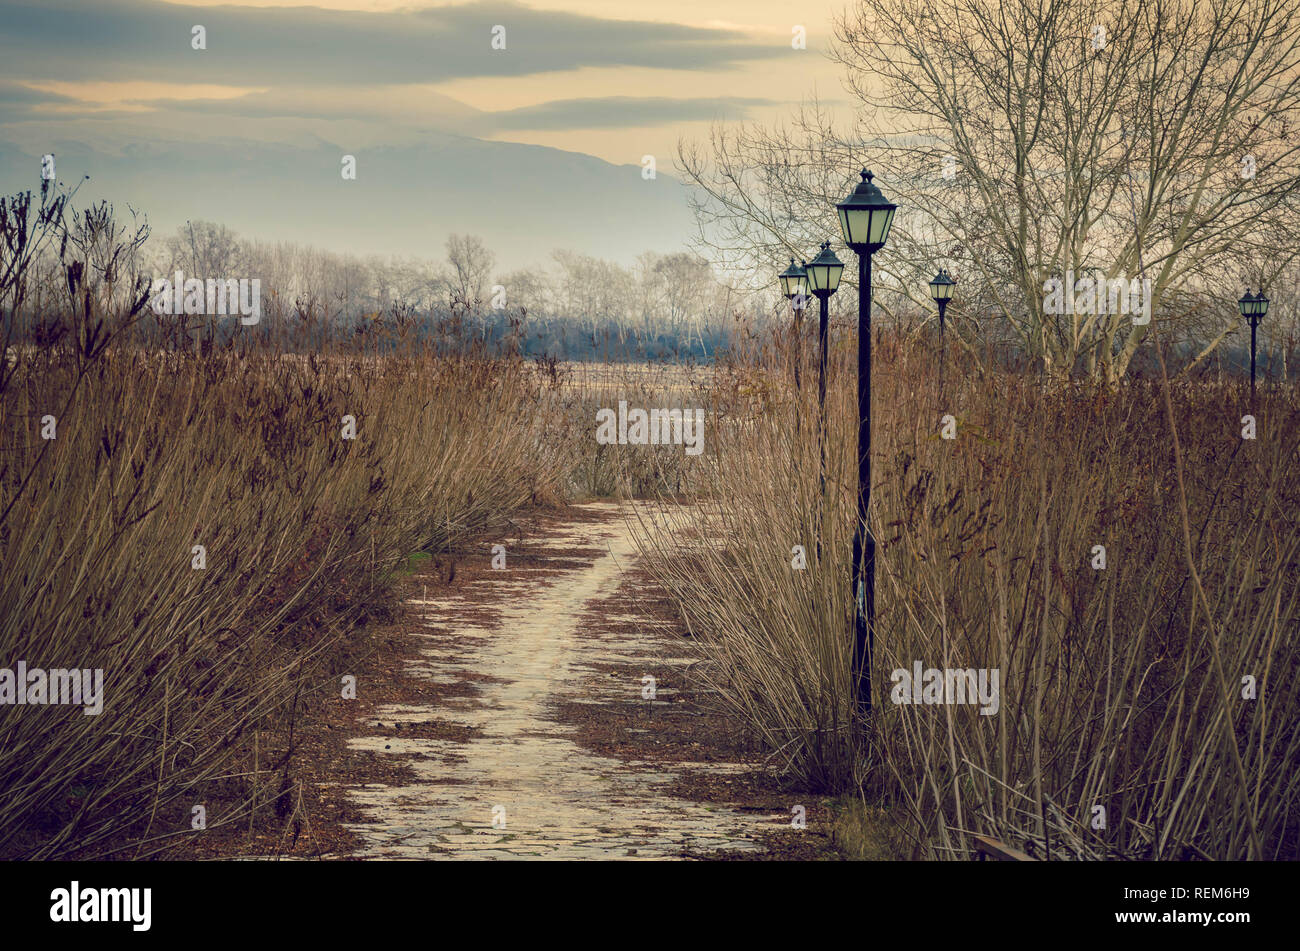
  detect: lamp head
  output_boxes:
[836,169,897,253]
[804,241,845,298]
[929,267,957,303]
[778,258,808,302]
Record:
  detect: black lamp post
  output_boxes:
[1238,288,1269,398]
[780,259,809,393]
[928,268,956,397]
[836,169,896,716]
[806,241,844,560]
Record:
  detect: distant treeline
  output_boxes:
[2,186,1296,377]
[465,313,731,362]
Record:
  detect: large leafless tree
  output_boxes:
[680,0,1300,380]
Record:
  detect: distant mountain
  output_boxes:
[0,132,696,270]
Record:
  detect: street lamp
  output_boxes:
[780,259,809,393]
[779,258,808,299]
[929,268,957,396]
[806,241,844,560]
[1238,288,1269,398]
[836,169,896,716]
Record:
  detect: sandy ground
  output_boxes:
[340,501,783,859]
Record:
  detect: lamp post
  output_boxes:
[929,268,956,397]
[780,259,809,394]
[836,169,896,716]
[805,241,845,560]
[1238,288,1269,398]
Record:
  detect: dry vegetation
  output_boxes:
[0,336,583,858]
[4,184,1296,862]
[635,328,1300,860]
[5,299,1294,861]
[0,184,717,858]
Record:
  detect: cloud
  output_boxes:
[128,86,484,126]
[0,82,140,124]
[50,89,775,138]
[0,81,78,105]
[490,96,776,130]
[0,0,785,87]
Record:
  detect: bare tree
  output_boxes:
[164,220,244,278]
[445,233,495,310]
[680,0,1300,380]
[496,267,552,318]
[636,252,714,336]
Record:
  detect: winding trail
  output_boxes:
[342,501,772,859]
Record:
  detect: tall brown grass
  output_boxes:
[636,326,1300,860]
[0,333,568,858]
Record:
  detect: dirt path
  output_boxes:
[340,501,790,859]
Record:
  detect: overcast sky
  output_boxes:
[0,0,848,267]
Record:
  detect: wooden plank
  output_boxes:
[972,834,1037,862]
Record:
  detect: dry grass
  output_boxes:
[5,249,1296,862]
[0,305,743,859]
[546,359,719,499]
[0,333,568,859]
[636,327,1300,860]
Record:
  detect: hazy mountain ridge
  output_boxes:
[0,132,695,270]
